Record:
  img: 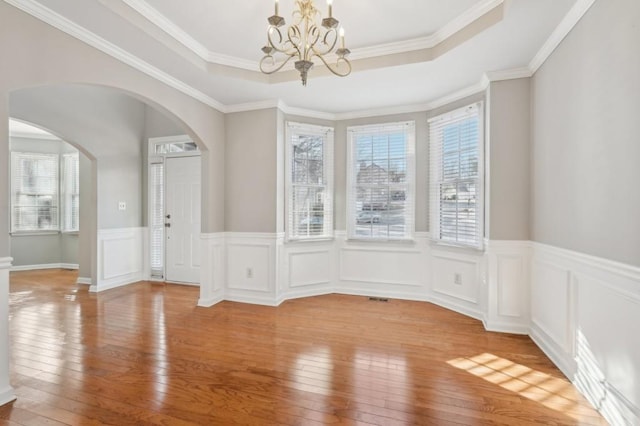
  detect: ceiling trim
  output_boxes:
[4,0,597,120]
[119,0,257,71]
[528,0,597,73]
[3,0,226,112]
[116,0,504,69]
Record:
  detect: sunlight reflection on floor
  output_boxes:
[447,353,602,422]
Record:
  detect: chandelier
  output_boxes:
[260,0,351,86]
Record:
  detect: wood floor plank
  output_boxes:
[3,269,608,425]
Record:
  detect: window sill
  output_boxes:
[10,231,60,237]
[286,236,335,244]
[429,239,485,254]
[346,237,416,245]
[61,231,79,236]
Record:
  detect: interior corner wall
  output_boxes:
[224,108,278,233]
[531,0,640,267]
[487,78,531,241]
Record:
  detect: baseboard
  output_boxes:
[197,293,224,307]
[483,318,530,335]
[529,321,575,379]
[276,288,334,306]
[224,293,280,307]
[0,386,16,407]
[90,273,142,293]
[11,263,78,271]
[76,277,91,285]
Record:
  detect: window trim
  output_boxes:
[61,152,80,233]
[346,121,416,242]
[285,121,334,242]
[428,102,485,250]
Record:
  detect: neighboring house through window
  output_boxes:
[347,121,416,241]
[286,122,334,240]
[429,102,484,248]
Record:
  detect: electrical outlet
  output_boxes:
[454,273,462,285]
[246,267,253,278]
[118,201,126,211]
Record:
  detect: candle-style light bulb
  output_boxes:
[327,0,333,18]
[339,27,345,49]
[275,0,279,16]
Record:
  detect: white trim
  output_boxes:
[76,277,91,285]
[10,263,78,271]
[528,0,597,73]
[485,67,532,82]
[0,258,12,270]
[3,0,226,112]
[10,131,60,141]
[0,387,16,407]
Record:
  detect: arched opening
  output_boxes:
[7,83,210,291]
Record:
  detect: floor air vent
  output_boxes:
[368,297,389,302]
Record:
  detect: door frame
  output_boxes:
[147,135,200,282]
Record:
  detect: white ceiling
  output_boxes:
[11,0,581,115]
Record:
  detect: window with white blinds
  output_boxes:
[429,102,484,248]
[347,121,415,241]
[286,122,334,240]
[61,152,80,232]
[11,152,60,232]
[149,161,165,276]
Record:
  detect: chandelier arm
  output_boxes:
[260,54,297,74]
[312,53,352,77]
[267,27,299,56]
[310,28,338,57]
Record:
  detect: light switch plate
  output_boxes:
[118,201,126,211]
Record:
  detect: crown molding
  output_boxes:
[528,0,597,73]
[5,0,595,120]
[485,67,532,82]
[4,0,226,112]
[110,0,504,71]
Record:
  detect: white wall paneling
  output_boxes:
[337,233,429,301]
[94,228,145,292]
[278,239,335,303]
[0,257,16,406]
[429,246,484,320]
[224,233,279,305]
[530,243,640,426]
[198,233,225,307]
[484,240,531,334]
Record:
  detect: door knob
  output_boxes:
[164,223,171,228]
[165,214,171,219]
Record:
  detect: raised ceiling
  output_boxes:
[6,0,585,116]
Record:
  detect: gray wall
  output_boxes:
[10,85,145,230]
[531,0,640,266]
[225,108,278,233]
[487,79,531,240]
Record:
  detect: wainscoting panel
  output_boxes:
[277,240,335,303]
[198,233,225,307]
[95,228,144,292]
[530,243,640,426]
[225,234,277,305]
[337,235,429,301]
[484,241,531,334]
[429,248,483,319]
[0,257,16,406]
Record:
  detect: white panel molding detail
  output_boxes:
[198,233,225,307]
[484,240,531,334]
[277,240,335,304]
[530,242,640,426]
[0,258,16,406]
[10,263,78,272]
[94,227,144,293]
[225,234,278,305]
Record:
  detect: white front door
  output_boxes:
[165,156,201,284]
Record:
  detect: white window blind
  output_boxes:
[286,122,334,240]
[429,102,484,248]
[149,161,165,276]
[347,121,415,241]
[61,152,80,232]
[11,152,59,232]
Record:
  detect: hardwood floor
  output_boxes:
[1,269,606,425]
